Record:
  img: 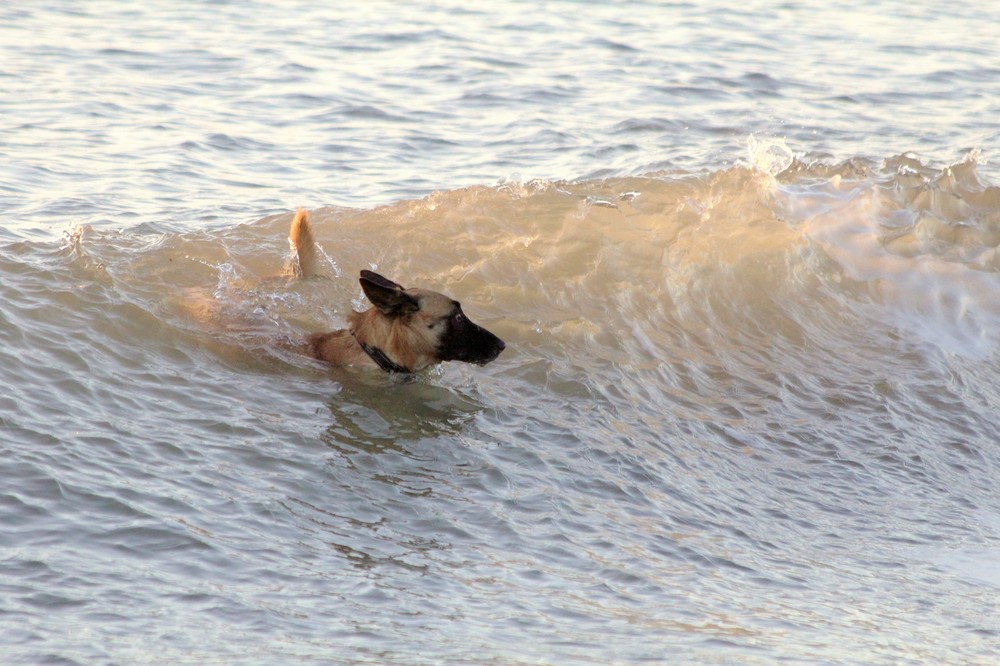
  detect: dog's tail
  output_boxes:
[289,208,323,278]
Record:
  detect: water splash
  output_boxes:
[747,134,794,176]
[494,175,552,199]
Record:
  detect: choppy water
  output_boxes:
[3,2,1000,664]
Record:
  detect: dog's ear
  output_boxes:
[359,270,419,316]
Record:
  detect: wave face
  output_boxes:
[4,152,1000,663]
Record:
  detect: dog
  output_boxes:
[290,209,506,373]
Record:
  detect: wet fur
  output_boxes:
[291,209,505,372]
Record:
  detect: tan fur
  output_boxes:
[288,208,323,278]
[307,329,373,367]
[308,288,460,371]
[292,210,479,372]
[289,209,504,372]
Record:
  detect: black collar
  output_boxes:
[357,339,411,374]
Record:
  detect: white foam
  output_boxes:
[747,134,794,177]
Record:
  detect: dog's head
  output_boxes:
[357,270,506,370]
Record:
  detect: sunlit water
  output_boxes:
[3,2,1000,664]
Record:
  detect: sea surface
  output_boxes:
[3,2,1000,664]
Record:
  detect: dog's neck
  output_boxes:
[348,308,432,373]
[355,339,411,374]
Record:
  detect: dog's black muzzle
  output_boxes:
[437,315,506,366]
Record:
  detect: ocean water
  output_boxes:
[3,1,1000,664]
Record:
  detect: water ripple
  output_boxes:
[3,1,1000,664]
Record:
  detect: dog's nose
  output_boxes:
[497,339,506,351]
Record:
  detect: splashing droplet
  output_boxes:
[747,134,794,176]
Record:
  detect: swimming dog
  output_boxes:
[290,209,506,373]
